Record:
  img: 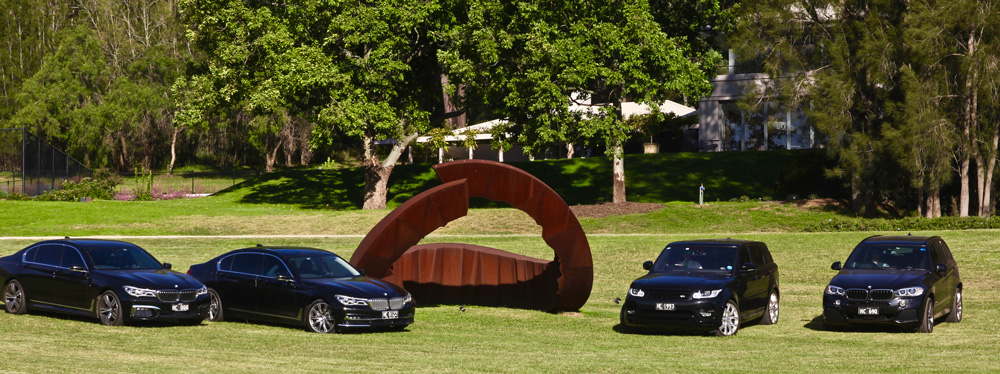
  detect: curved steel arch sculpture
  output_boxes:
[349,160,593,311]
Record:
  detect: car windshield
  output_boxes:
[652,245,737,273]
[844,245,929,270]
[86,245,163,270]
[287,254,361,279]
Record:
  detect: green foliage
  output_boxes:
[34,173,121,202]
[133,165,154,201]
[318,157,338,170]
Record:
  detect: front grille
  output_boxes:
[870,290,893,300]
[645,290,689,300]
[846,289,868,300]
[846,289,894,301]
[389,297,405,310]
[157,290,198,303]
[369,298,388,311]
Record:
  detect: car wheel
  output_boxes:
[760,291,779,325]
[305,299,338,333]
[945,288,962,323]
[713,300,740,337]
[207,288,224,322]
[97,291,124,326]
[3,280,28,315]
[916,297,934,333]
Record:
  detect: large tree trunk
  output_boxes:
[959,31,978,217]
[361,131,420,209]
[958,156,970,217]
[566,143,574,159]
[265,137,283,172]
[612,145,626,203]
[976,130,998,217]
[167,127,182,175]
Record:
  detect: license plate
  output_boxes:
[382,311,399,319]
[655,303,676,311]
[858,307,878,315]
[172,303,189,312]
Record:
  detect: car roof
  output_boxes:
[860,235,938,245]
[666,239,761,247]
[229,246,336,258]
[30,238,143,249]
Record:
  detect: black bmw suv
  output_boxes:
[823,235,962,333]
[620,239,780,336]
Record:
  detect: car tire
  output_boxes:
[304,299,338,333]
[760,291,779,325]
[916,297,934,333]
[3,280,28,315]
[207,288,224,322]
[97,290,124,326]
[945,288,962,323]
[713,300,740,337]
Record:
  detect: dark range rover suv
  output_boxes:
[823,235,962,333]
[1,239,210,326]
[620,239,780,336]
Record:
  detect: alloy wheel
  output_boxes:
[764,292,779,324]
[98,292,122,326]
[208,290,223,322]
[4,281,24,314]
[308,301,335,333]
[717,301,739,336]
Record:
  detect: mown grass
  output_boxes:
[0,231,997,373]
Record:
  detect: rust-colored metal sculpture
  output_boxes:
[349,159,593,311]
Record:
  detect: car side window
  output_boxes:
[759,245,774,265]
[34,245,63,267]
[739,246,752,266]
[22,246,38,263]
[218,256,234,271]
[260,255,287,277]
[929,243,942,265]
[60,246,86,268]
[230,254,260,275]
[938,240,955,263]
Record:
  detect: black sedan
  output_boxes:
[187,245,414,333]
[620,239,780,336]
[823,235,962,333]
[1,239,210,326]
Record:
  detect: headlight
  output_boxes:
[893,287,924,297]
[691,289,722,299]
[196,286,208,296]
[825,285,845,296]
[628,288,645,297]
[335,295,369,306]
[124,286,157,298]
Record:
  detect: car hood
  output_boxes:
[304,276,407,298]
[631,273,732,291]
[100,269,204,290]
[829,269,926,289]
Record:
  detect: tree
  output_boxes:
[179,0,457,209]
[734,0,908,217]
[442,0,721,203]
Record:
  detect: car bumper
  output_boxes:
[338,306,415,329]
[822,295,922,328]
[621,299,724,331]
[122,296,211,321]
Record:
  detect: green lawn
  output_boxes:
[1,230,998,372]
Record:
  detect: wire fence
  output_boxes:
[1,128,93,196]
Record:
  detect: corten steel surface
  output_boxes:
[350,159,593,311]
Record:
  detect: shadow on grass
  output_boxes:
[16,309,194,329]
[803,315,922,333]
[205,318,409,334]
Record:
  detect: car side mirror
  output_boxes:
[69,265,88,273]
[358,269,367,276]
[739,263,756,272]
[935,263,947,272]
[642,261,653,271]
[275,274,294,283]
[163,262,172,270]
[831,262,842,271]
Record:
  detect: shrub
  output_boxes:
[35,174,121,201]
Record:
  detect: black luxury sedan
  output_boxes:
[823,235,962,333]
[1,239,210,326]
[187,245,414,333]
[620,239,780,336]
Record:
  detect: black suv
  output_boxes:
[620,239,780,336]
[823,235,962,333]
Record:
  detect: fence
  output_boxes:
[0,128,92,196]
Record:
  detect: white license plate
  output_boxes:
[382,311,399,319]
[655,303,676,311]
[172,303,189,312]
[858,307,878,315]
